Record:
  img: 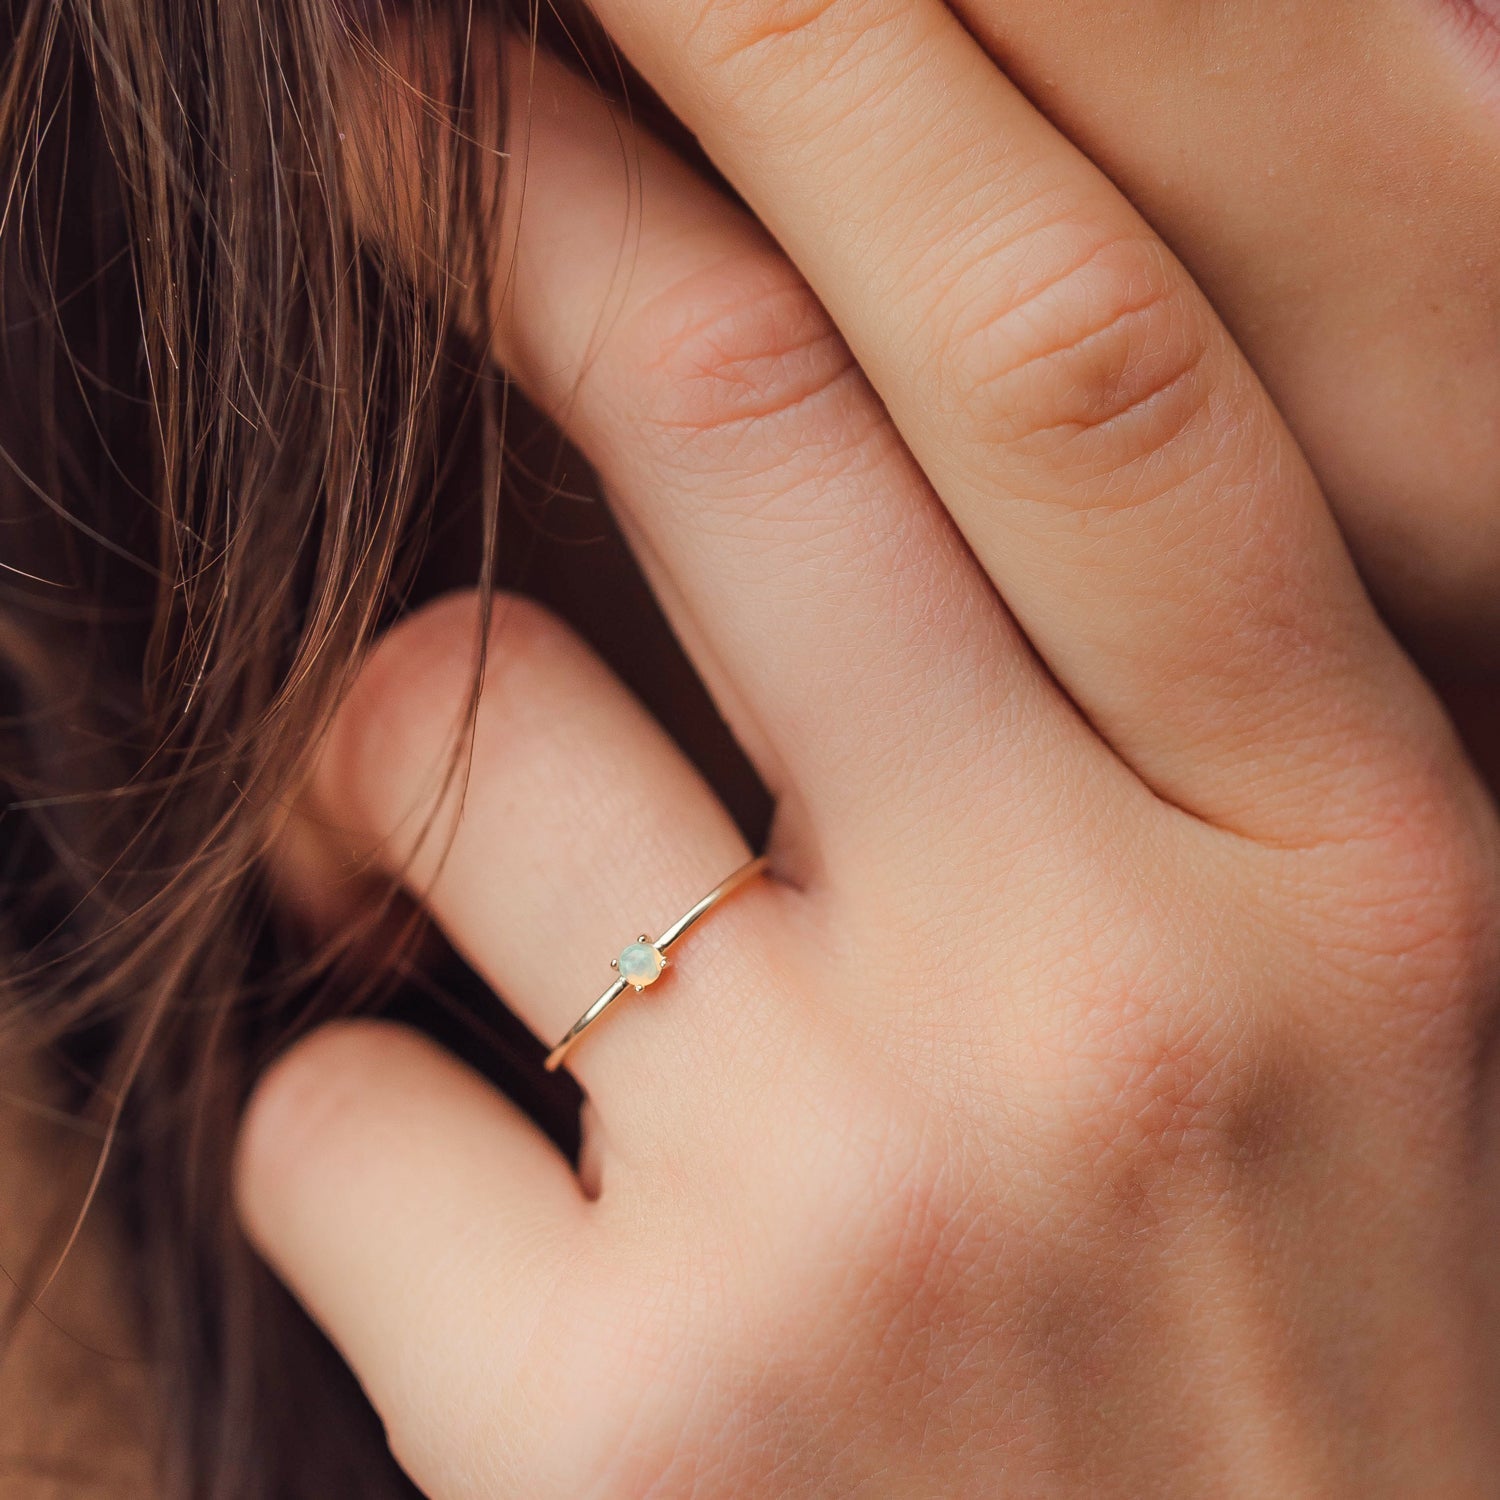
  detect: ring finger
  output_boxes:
[303,587,796,1159]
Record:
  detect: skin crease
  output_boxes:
[946,0,1500,675]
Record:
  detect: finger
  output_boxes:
[492,49,1102,850]
[574,0,1444,837]
[235,1020,588,1494]
[347,35,1125,873]
[951,0,1500,662]
[304,590,795,1143]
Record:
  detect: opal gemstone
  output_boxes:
[617,941,666,989]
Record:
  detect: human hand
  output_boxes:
[909,0,1500,681]
[237,23,1500,1499]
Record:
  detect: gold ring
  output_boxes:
[544,854,770,1072]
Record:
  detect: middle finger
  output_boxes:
[486,48,1117,859]
[579,0,1438,841]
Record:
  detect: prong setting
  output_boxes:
[616,939,667,990]
[545,855,768,1073]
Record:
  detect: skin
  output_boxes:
[230,7,1500,1495]
[946,0,1500,676]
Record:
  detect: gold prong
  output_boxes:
[610,958,619,969]
[639,934,649,944]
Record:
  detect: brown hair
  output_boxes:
[0,1,596,1491]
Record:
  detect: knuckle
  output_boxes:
[627,256,856,455]
[1298,767,1500,1040]
[363,589,568,722]
[318,590,572,824]
[682,0,873,88]
[321,590,479,794]
[236,1021,384,1219]
[928,223,1216,491]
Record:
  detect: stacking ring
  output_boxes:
[543,854,770,1072]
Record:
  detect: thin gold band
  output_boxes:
[543,854,770,1073]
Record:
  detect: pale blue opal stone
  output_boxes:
[617,941,666,989]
